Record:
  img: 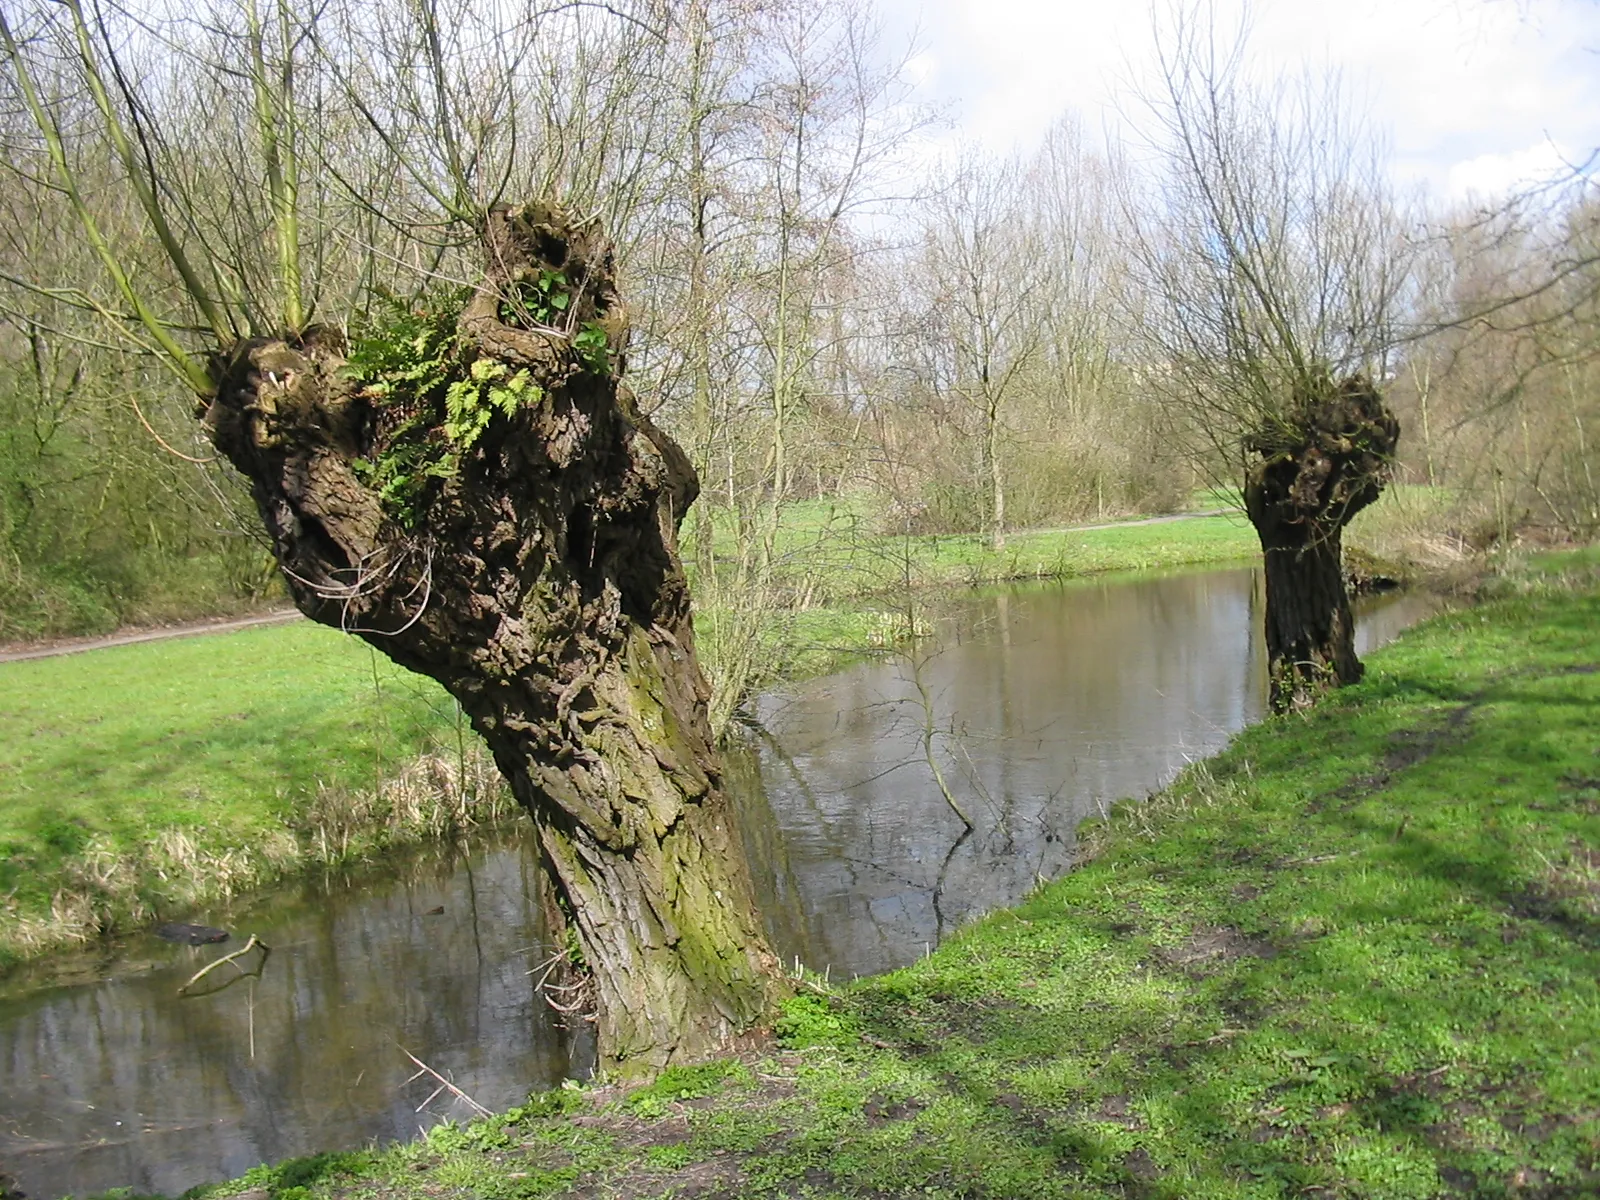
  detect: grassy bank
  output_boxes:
[0,512,1258,968]
[694,500,1258,600]
[714,484,1465,602]
[0,621,513,968]
[843,510,1257,593]
[189,556,1600,1199]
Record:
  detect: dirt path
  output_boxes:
[0,608,303,664]
[0,510,1238,665]
[1024,508,1232,537]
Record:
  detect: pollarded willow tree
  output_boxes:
[1126,8,1410,711]
[0,0,783,1074]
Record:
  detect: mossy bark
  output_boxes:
[197,202,782,1074]
[1243,374,1399,713]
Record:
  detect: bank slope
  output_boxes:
[192,570,1599,1200]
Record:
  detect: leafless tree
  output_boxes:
[918,151,1050,551]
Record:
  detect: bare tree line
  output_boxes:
[3,0,1591,638]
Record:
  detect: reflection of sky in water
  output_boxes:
[735,568,1432,981]
[0,835,580,1199]
[0,567,1433,1199]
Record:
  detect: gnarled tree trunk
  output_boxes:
[1243,373,1399,713]
[198,202,783,1075]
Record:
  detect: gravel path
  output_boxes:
[1023,508,1231,536]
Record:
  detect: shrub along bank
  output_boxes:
[186,553,1599,1199]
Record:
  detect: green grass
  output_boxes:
[180,564,1600,1199]
[1,622,451,847]
[1527,543,1600,572]
[691,504,1258,601]
[873,511,1258,589]
[1191,482,1244,510]
[0,622,486,965]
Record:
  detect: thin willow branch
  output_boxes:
[74,0,235,344]
[177,934,269,995]
[129,391,216,463]
[0,7,215,396]
[400,1046,491,1116]
[245,0,304,330]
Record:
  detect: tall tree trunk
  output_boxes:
[1243,373,1399,713]
[197,202,783,1075]
[685,0,717,598]
[987,393,1006,551]
[1252,515,1361,708]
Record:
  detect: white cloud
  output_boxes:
[1446,139,1586,199]
[873,0,1600,201]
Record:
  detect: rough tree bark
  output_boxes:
[1242,373,1400,713]
[198,202,783,1075]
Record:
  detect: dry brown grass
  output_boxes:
[0,743,516,963]
[1344,484,1481,576]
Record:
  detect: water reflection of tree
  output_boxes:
[726,731,895,972]
[737,571,1275,979]
[754,565,1414,982]
[736,607,1078,975]
[0,834,575,1198]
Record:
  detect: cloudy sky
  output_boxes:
[870,0,1600,202]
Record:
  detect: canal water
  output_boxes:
[0,567,1437,1198]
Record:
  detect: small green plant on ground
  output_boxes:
[624,1061,749,1118]
[773,990,859,1049]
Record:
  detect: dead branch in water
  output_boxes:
[400,1045,491,1117]
[527,949,597,1019]
[177,934,269,996]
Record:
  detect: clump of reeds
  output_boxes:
[1072,760,1246,865]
